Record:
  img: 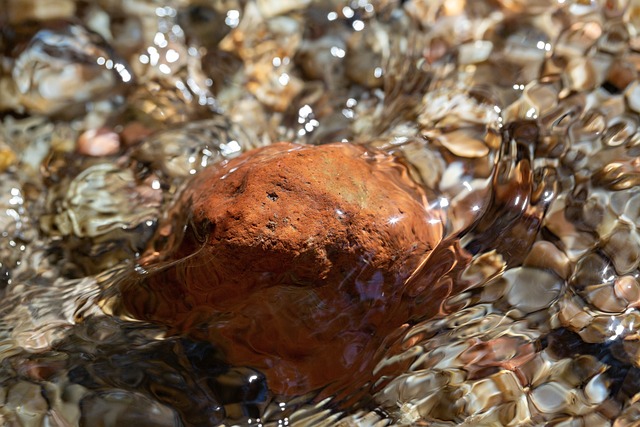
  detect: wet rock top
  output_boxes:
[187,141,442,295]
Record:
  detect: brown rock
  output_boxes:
[606,59,636,93]
[122,142,444,397]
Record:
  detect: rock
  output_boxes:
[134,118,256,179]
[8,23,132,116]
[458,40,493,65]
[184,142,441,293]
[77,128,120,157]
[47,163,160,239]
[122,142,443,397]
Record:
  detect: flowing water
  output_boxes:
[1,0,640,426]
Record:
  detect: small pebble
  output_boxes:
[77,128,120,157]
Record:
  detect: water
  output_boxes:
[1,0,640,425]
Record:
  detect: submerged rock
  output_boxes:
[121,141,444,397]
[1,22,132,116]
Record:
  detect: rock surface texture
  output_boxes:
[122,142,444,396]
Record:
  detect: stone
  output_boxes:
[8,23,132,116]
[458,40,493,65]
[77,128,120,157]
[122,142,443,397]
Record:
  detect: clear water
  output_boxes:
[1,1,640,426]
